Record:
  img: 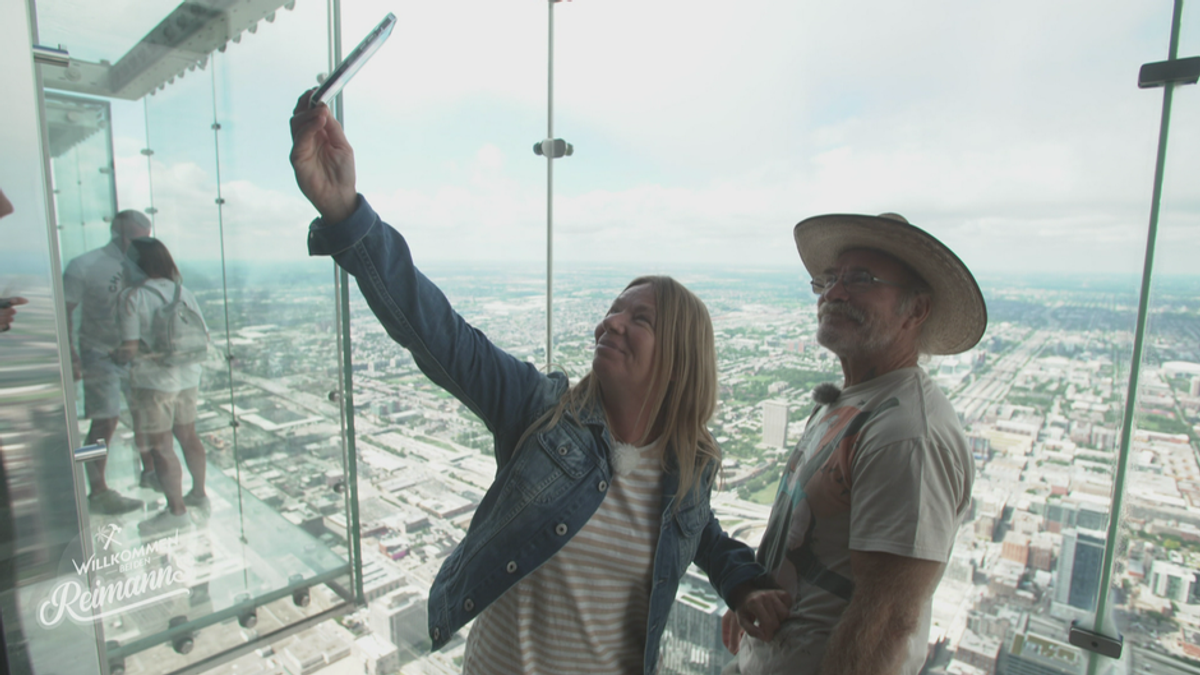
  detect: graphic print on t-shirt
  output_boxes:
[757,397,899,602]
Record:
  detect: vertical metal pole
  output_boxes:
[1088,1,1184,670]
[545,0,555,372]
[328,0,364,606]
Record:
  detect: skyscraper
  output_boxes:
[661,570,728,675]
[1054,528,1106,612]
[368,586,430,663]
[761,400,789,449]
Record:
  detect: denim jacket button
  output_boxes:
[432,627,441,641]
[597,480,608,492]
[557,446,568,455]
[506,561,518,573]
[464,598,475,612]
[555,523,568,536]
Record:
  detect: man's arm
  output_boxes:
[819,550,943,675]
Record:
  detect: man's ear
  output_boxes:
[905,294,932,330]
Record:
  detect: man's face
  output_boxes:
[815,249,916,360]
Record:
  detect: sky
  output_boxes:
[30,0,1200,277]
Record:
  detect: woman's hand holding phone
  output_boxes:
[290,91,358,224]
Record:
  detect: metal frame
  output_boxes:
[1087,0,1194,668]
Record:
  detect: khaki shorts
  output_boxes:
[132,387,198,434]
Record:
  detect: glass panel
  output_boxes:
[2,1,103,673]
[32,0,358,672]
[45,93,117,266]
[14,1,1198,674]
[1109,40,1200,675]
[342,2,1192,675]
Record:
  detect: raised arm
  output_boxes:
[818,550,943,675]
[288,89,552,463]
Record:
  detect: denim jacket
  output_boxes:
[308,197,772,674]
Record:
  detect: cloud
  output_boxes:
[90,0,1198,277]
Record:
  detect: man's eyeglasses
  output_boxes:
[810,270,906,295]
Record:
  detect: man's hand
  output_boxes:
[733,588,791,645]
[112,340,139,366]
[289,89,358,223]
[0,297,28,332]
[0,188,13,219]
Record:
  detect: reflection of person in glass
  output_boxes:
[115,238,209,537]
[0,189,29,333]
[289,91,790,674]
[0,186,35,674]
[0,297,28,334]
[63,209,151,514]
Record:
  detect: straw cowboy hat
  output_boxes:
[793,212,987,355]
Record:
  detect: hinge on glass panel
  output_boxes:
[533,138,574,158]
[32,44,69,67]
[215,197,225,205]
[1068,621,1123,659]
[1139,56,1200,89]
[211,122,221,130]
[74,441,107,463]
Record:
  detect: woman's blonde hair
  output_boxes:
[522,275,720,503]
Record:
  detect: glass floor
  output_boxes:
[16,428,353,673]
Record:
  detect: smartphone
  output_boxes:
[310,12,397,106]
[0,299,11,310]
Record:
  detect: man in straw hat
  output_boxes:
[721,213,984,675]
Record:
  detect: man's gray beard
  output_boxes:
[817,303,894,359]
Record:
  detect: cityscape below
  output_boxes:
[92,260,1200,675]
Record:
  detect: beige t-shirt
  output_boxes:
[738,367,974,675]
[63,241,133,352]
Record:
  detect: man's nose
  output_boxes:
[821,277,852,301]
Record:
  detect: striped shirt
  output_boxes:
[463,441,664,674]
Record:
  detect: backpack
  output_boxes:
[143,281,209,367]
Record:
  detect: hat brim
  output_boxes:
[794,214,987,355]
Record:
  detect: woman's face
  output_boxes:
[592,283,658,399]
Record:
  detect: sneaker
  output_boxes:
[137,510,190,538]
[182,492,210,509]
[89,489,144,515]
[140,470,164,493]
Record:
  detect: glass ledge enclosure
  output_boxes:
[4,0,364,673]
[4,0,1199,674]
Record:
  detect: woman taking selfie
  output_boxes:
[289,90,788,674]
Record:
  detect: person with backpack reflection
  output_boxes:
[0,189,29,333]
[115,237,211,537]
